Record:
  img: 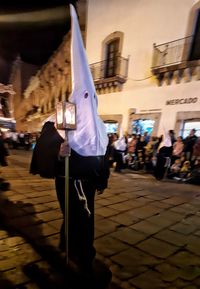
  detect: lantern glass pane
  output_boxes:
[65,102,76,127]
[56,102,63,126]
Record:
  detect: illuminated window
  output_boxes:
[104,121,118,133]
[132,119,155,135]
[182,121,200,138]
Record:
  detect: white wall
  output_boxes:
[87,0,193,81]
[98,80,200,134]
[86,0,200,134]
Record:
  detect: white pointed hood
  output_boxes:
[67,4,108,156]
[159,126,172,149]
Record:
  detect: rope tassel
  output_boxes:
[74,180,91,216]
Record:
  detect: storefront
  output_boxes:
[100,114,122,135]
[174,110,200,138]
[182,120,200,137]
[128,112,161,137]
[128,110,200,138]
[132,119,155,135]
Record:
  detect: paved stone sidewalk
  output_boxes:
[1,151,200,289]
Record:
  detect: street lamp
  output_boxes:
[56,101,76,264]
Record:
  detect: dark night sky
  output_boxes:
[0,0,78,83]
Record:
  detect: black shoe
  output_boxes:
[63,257,112,289]
[84,259,112,289]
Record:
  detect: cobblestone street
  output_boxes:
[0,150,200,289]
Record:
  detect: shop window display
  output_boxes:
[132,119,155,135]
[182,121,200,138]
[104,122,118,134]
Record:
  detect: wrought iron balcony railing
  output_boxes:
[90,56,129,82]
[152,36,193,70]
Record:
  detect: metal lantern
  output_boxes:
[56,101,76,130]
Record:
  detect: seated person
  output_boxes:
[184,158,200,185]
[179,160,191,179]
[168,159,181,179]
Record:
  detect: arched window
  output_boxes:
[105,38,120,78]
[102,32,124,78]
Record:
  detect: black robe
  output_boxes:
[30,121,110,267]
[30,121,64,178]
[30,121,109,189]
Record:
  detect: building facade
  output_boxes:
[11,1,86,132]
[12,34,72,132]
[86,0,200,137]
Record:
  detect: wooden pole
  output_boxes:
[65,130,70,265]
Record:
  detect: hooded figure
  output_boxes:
[30,121,64,178]
[154,127,173,180]
[30,5,110,281]
[55,5,109,272]
[30,120,109,267]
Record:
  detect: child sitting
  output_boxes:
[179,160,191,179]
[171,159,181,173]
[168,159,181,179]
[184,158,200,184]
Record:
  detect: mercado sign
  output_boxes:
[166,97,198,105]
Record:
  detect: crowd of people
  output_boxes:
[2,130,40,150]
[0,123,199,287]
[107,128,200,184]
[1,127,200,186]
[0,129,41,191]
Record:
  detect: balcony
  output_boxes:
[90,56,129,93]
[151,36,200,85]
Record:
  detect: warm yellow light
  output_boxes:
[56,101,76,130]
[56,103,63,125]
